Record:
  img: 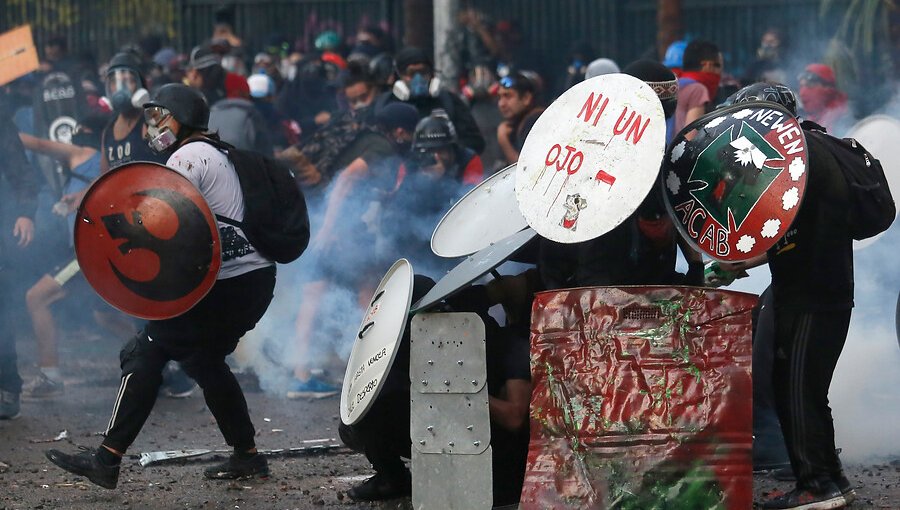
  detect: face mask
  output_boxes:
[757,43,779,60]
[395,138,412,155]
[408,73,430,98]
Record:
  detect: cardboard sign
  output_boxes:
[431,163,527,258]
[663,102,808,262]
[0,25,39,86]
[846,115,900,250]
[340,259,414,425]
[516,73,666,243]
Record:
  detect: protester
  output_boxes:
[673,39,723,137]
[374,47,485,154]
[495,71,543,165]
[797,63,850,134]
[46,84,277,488]
[0,110,39,420]
[742,27,790,85]
[721,82,857,509]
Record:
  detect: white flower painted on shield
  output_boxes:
[705,116,726,129]
[789,157,805,181]
[732,109,753,119]
[731,136,767,169]
[736,235,756,253]
[666,171,681,194]
[671,140,687,163]
[761,219,781,238]
[782,187,800,210]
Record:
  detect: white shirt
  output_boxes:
[167,140,273,279]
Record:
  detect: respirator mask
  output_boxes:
[104,68,149,113]
[143,105,178,154]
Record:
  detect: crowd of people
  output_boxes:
[0,4,873,509]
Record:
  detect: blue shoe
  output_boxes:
[0,390,20,420]
[286,377,339,399]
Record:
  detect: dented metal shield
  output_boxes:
[410,312,493,509]
[521,286,756,510]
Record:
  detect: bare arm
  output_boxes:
[19,133,95,169]
[313,157,370,248]
[489,379,532,432]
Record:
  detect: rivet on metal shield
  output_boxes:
[74,162,221,320]
[515,73,666,244]
[341,259,414,426]
[431,163,527,258]
[662,102,808,262]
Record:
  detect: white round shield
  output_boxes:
[412,228,538,313]
[846,115,900,250]
[431,163,527,258]
[515,73,666,243]
[340,259,414,425]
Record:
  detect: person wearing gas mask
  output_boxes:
[98,52,163,173]
[46,84,277,488]
[374,47,485,154]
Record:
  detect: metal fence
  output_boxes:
[0,0,841,75]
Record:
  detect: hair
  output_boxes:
[682,39,720,71]
[342,60,375,89]
[502,71,537,98]
[197,64,226,104]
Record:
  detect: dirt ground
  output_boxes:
[1,328,898,510]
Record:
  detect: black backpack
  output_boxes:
[803,122,896,240]
[189,137,310,263]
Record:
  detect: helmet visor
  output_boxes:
[105,68,140,97]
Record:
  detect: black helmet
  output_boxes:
[369,52,394,85]
[411,114,457,151]
[143,83,209,130]
[107,52,145,84]
[724,82,798,117]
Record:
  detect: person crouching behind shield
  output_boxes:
[45,84,277,488]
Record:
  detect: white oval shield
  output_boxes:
[515,73,666,243]
[340,259,414,425]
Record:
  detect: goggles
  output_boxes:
[797,72,833,87]
[143,106,172,127]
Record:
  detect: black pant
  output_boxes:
[772,307,851,489]
[339,391,411,479]
[0,267,23,394]
[102,266,275,453]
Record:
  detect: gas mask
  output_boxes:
[143,105,179,154]
[104,68,148,113]
[392,72,441,101]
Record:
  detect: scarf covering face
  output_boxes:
[680,70,721,100]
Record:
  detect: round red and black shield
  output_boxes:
[662,101,809,262]
[74,162,221,319]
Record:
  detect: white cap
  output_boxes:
[585,58,620,79]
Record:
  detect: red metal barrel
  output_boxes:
[521,286,757,509]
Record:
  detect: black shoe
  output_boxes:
[761,480,846,509]
[832,474,856,505]
[45,448,120,489]
[347,471,412,501]
[203,453,269,480]
[773,466,797,481]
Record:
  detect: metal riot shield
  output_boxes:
[74,162,221,319]
[410,312,492,510]
[431,163,528,258]
[340,259,414,426]
[516,73,666,244]
[521,286,757,510]
[663,101,808,261]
